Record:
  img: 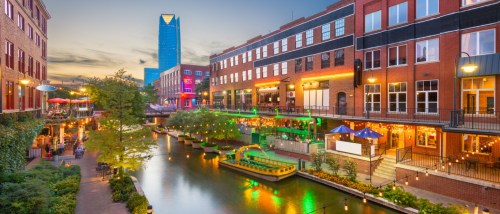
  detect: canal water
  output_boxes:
[132,135,400,214]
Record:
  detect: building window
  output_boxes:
[220,76,223,84]
[235,72,238,82]
[281,39,287,52]
[388,45,407,66]
[17,13,25,31]
[184,70,192,75]
[205,71,210,77]
[416,80,438,113]
[365,11,381,33]
[462,76,495,114]
[295,59,302,72]
[304,89,329,109]
[416,0,439,19]
[242,53,247,63]
[4,0,13,19]
[262,66,268,78]
[335,18,344,37]
[389,2,408,26]
[195,71,202,76]
[235,55,239,65]
[263,45,268,58]
[230,57,234,67]
[5,81,14,109]
[224,59,227,68]
[18,49,25,73]
[334,49,344,66]
[247,50,252,62]
[242,71,246,81]
[273,64,279,76]
[388,82,407,112]
[247,69,252,80]
[256,67,261,79]
[462,29,495,56]
[5,41,14,69]
[256,48,261,59]
[305,56,313,71]
[417,127,437,148]
[28,25,33,39]
[416,39,439,63]
[184,88,192,93]
[224,75,227,84]
[42,40,46,58]
[322,23,330,41]
[35,33,40,46]
[462,134,493,154]
[321,52,330,69]
[296,33,303,48]
[306,29,313,45]
[281,62,287,75]
[365,84,381,112]
[463,0,487,6]
[364,50,381,69]
[274,41,280,55]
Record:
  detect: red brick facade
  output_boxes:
[1,0,49,113]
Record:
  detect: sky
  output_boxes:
[44,0,337,84]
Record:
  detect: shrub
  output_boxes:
[325,157,340,176]
[203,142,217,147]
[127,192,149,214]
[382,185,417,207]
[52,193,77,214]
[343,159,357,182]
[178,134,189,138]
[110,175,136,202]
[54,175,80,196]
[219,146,234,151]
[310,152,324,172]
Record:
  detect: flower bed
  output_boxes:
[304,170,466,213]
[110,174,149,214]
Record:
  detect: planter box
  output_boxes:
[185,138,194,145]
[192,142,202,149]
[201,145,218,153]
[177,136,186,142]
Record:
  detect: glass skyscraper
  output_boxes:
[144,14,181,86]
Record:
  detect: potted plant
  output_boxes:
[177,134,189,142]
[201,142,218,153]
[184,137,196,145]
[192,140,203,149]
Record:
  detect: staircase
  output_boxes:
[373,155,397,180]
[260,142,271,152]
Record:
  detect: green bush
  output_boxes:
[110,175,136,202]
[54,175,81,196]
[382,185,417,207]
[325,157,340,176]
[127,192,149,214]
[310,152,324,172]
[178,134,189,138]
[52,193,77,214]
[203,142,217,147]
[343,159,357,182]
[219,146,234,151]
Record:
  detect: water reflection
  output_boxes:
[132,135,399,214]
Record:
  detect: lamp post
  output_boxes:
[452,52,478,127]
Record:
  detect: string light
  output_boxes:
[415,172,419,181]
[405,176,409,186]
[392,180,396,190]
[362,193,367,203]
[425,168,429,176]
[344,198,348,211]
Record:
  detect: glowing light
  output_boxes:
[461,63,478,73]
[300,73,353,82]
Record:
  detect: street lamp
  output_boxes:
[452,52,478,126]
[367,69,376,83]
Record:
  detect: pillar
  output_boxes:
[60,125,65,145]
[78,120,84,141]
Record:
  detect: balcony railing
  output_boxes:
[396,149,500,183]
[205,105,500,131]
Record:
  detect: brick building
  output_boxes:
[208,0,500,209]
[157,64,209,109]
[1,0,49,114]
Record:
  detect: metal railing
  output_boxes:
[396,146,412,162]
[396,152,500,183]
[451,110,500,131]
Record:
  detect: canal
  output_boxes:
[132,135,400,214]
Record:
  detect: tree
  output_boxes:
[141,85,159,104]
[208,114,241,145]
[84,70,156,181]
[194,78,209,95]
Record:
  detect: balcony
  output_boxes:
[396,146,500,183]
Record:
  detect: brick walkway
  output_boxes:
[73,150,129,214]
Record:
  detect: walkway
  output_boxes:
[73,150,129,214]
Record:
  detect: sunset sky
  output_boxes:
[45,0,335,84]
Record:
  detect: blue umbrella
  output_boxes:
[329,125,355,134]
[354,128,382,139]
[36,85,57,92]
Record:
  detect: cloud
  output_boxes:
[48,72,144,85]
[182,47,209,65]
[139,59,146,64]
[133,48,158,63]
[48,49,124,67]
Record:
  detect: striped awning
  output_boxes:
[458,53,500,77]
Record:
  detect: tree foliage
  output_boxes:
[85,70,156,180]
[195,78,210,95]
[207,114,241,144]
[141,84,159,104]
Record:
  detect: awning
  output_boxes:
[458,53,500,77]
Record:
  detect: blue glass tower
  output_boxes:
[144,14,181,86]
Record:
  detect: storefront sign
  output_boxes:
[287,91,295,98]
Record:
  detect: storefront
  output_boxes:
[302,80,329,110]
[235,89,252,109]
[212,91,224,107]
[257,87,279,107]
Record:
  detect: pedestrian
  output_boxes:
[73,142,78,155]
[45,144,50,158]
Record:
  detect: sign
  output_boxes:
[287,91,295,98]
[183,79,192,84]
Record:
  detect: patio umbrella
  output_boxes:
[36,85,57,92]
[329,125,355,134]
[48,98,70,104]
[354,127,382,139]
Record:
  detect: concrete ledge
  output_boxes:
[297,171,418,214]
[396,164,500,190]
[130,176,145,196]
